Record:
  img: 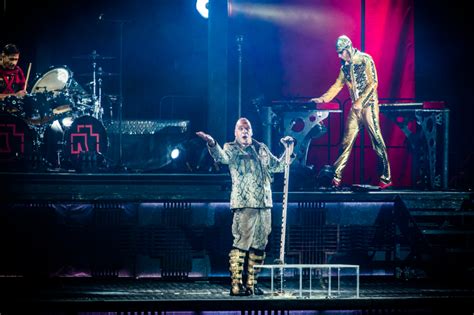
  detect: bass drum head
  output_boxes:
[63,115,108,171]
[31,66,72,94]
[0,114,37,170]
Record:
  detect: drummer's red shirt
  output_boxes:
[0,65,26,94]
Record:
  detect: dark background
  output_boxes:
[1,0,472,189]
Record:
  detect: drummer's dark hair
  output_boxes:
[2,44,20,55]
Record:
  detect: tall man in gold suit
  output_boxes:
[311,35,392,189]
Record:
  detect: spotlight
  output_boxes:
[196,0,209,19]
[170,148,180,160]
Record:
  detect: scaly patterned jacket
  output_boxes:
[319,49,378,109]
[208,140,287,209]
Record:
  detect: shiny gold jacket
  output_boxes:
[320,49,378,108]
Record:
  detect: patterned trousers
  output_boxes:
[334,103,391,183]
[231,208,272,251]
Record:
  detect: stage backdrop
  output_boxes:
[235,0,415,187]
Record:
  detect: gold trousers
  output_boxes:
[333,104,391,183]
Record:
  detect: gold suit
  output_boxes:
[319,48,391,184]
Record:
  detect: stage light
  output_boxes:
[196,0,209,19]
[170,148,181,160]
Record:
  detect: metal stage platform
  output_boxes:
[0,171,469,203]
[0,276,473,314]
[0,172,473,314]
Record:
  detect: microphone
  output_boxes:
[280,136,295,145]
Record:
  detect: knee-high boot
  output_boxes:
[229,248,249,296]
[246,248,266,295]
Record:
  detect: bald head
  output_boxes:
[234,117,253,147]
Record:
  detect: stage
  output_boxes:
[0,275,473,314]
[1,172,469,203]
[0,171,473,314]
[1,0,473,313]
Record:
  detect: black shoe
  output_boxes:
[246,285,264,296]
[230,283,250,296]
[253,285,264,295]
[332,178,341,188]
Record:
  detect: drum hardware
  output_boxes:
[94,69,104,121]
[74,51,118,123]
[51,139,66,170]
[91,60,98,119]
[77,71,119,77]
[72,50,115,61]
[107,94,116,121]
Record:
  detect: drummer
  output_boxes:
[0,43,26,100]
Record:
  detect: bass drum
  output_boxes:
[63,115,108,171]
[0,113,37,170]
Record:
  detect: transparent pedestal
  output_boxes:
[256,264,359,299]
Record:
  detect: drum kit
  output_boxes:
[0,51,117,171]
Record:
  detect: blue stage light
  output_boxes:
[170,148,181,160]
[196,0,209,19]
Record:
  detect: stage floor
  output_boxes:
[0,276,473,314]
[1,171,473,314]
[1,171,471,203]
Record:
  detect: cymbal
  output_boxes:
[77,71,119,77]
[72,51,115,60]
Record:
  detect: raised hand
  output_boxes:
[196,131,216,146]
[280,136,295,145]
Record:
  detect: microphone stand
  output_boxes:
[236,35,244,119]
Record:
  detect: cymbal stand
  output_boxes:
[91,57,97,104]
[93,68,104,121]
[90,59,102,120]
